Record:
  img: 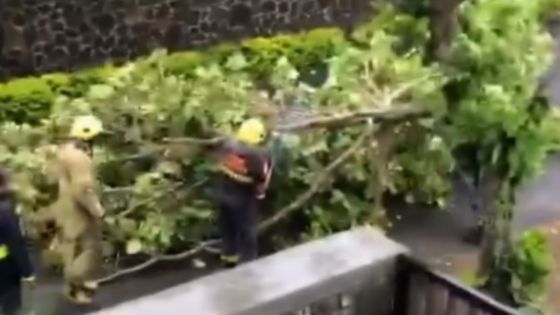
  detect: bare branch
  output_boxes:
[116,179,208,218]
[99,150,163,167]
[259,121,377,231]
[162,136,225,146]
[387,74,440,103]
[94,106,428,283]
[103,186,135,194]
[94,124,375,283]
[161,106,430,145]
[274,105,429,131]
[97,240,219,284]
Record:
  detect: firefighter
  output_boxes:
[212,118,272,268]
[33,115,105,305]
[0,167,35,315]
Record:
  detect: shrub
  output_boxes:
[0,27,346,124]
[0,77,57,124]
[0,68,112,125]
[510,230,553,307]
[241,28,345,79]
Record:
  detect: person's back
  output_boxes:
[213,138,271,207]
[210,118,273,267]
[51,139,104,304]
[54,142,103,239]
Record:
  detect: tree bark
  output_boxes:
[477,166,515,303]
[367,123,395,226]
[427,0,463,62]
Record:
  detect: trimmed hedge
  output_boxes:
[0,28,345,124]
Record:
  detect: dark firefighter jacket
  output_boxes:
[0,192,33,293]
[212,138,272,207]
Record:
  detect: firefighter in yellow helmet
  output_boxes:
[211,118,272,268]
[34,115,105,305]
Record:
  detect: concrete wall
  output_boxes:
[91,227,408,315]
[0,0,375,80]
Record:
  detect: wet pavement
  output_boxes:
[26,253,223,315]
[389,154,560,262]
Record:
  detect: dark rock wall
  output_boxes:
[0,0,374,80]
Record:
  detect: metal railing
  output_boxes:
[392,257,519,315]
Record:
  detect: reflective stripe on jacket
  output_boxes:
[218,164,254,183]
[0,244,8,260]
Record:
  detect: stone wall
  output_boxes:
[0,0,374,80]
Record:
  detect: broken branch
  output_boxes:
[259,121,377,231]
[97,240,219,284]
[95,123,375,284]
[274,105,429,131]
[162,136,225,146]
[161,106,429,145]
[95,107,427,283]
[116,179,208,218]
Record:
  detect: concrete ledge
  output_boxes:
[92,226,408,315]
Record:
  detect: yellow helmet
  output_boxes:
[236,118,266,145]
[69,115,104,140]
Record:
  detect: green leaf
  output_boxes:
[88,84,115,100]
[157,161,182,175]
[225,53,248,71]
[126,239,143,255]
[118,218,137,234]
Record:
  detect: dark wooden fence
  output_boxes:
[393,257,518,315]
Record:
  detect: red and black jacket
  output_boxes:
[212,138,271,204]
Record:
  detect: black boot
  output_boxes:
[462,223,484,245]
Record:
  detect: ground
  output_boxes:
[388,154,560,314]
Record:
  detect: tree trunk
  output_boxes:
[367,123,395,226]
[427,0,463,62]
[478,168,515,302]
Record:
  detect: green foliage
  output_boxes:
[163,28,346,81]
[448,0,553,163]
[0,77,58,124]
[241,28,345,79]
[443,0,555,307]
[538,0,560,21]
[0,28,346,125]
[353,4,430,54]
[540,108,560,152]
[509,230,553,306]
[0,68,111,125]
[518,306,547,315]
[0,7,452,257]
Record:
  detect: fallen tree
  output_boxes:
[97,104,426,284]
[8,11,447,283]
